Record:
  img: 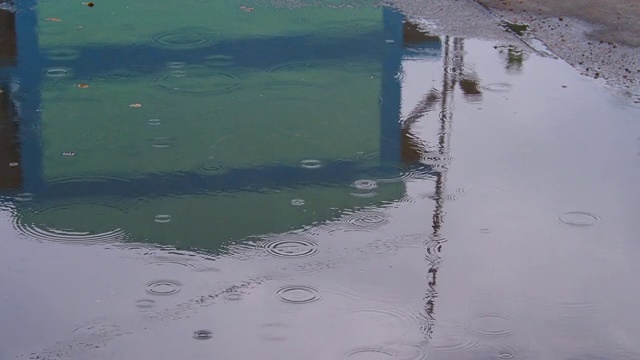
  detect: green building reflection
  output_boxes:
[1,1,442,254]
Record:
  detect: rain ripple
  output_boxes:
[345,344,427,360]
[149,29,216,49]
[340,211,389,231]
[193,329,213,340]
[145,280,182,296]
[258,236,318,258]
[482,83,513,92]
[151,69,242,95]
[466,313,514,337]
[349,304,427,327]
[558,211,601,226]
[350,179,379,198]
[13,203,127,245]
[275,285,321,304]
[135,299,156,310]
[429,330,482,353]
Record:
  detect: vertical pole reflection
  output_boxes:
[421,36,461,341]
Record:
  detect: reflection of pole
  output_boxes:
[422,36,459,342]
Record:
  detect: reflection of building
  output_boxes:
[0,2,17,66]
[0,84,22,189]
[4,2,443,252]
[0,3,21,189]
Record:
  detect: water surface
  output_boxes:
[1,0,640,359]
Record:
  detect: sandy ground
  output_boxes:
[387,0,640,93]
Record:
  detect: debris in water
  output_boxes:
[62,152,76,156]
[76,83,90,89]
[129,103,142,108]
[240,5,254,12]
[44,17,62,22]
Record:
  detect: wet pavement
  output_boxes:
[390,0,640,91]
[1,1,640,359]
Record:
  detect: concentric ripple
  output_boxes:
[341,211,389,230]
[149,29,216,49]
[45,47,81,61]
[349,304,427,327]
[291,199,305,206]
[353,179,378,190]
[47,175,132,187]
[346,347,396,359]
[45,67,71,78]
[13,203,127,245]
[300,159,322,169]
[430,326,482,353]
[466,313,514,337]
[135,299,156,309]
[223,292,243,301]
[350,179,379,197]
[166,61,186,69]
[145,280,182,296]
[13,192,34,202]
[275,285,321,304]
[152,69,241,95]
[266,61,327,73]
[204,54,234,67]
[154,214,172,223]
[193,329,213,340]
[558,211,601,226]
[482,83,512,92]
[151,136,174,148]
[373,165,435,183]
[346,344,427,360]
[259,237,318,258]
[146,259,195,270]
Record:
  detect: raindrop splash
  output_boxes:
[193,330,213,340]
[558,211,601,226]
[259,237,318,258]
[341,211,389,230]
[291,199,305,206]
[45,68,70,78]
[275,285,321,304]
[300,159,322,169]
[482,83,512,92]
[145,280,182,296]
[154,215,172,223]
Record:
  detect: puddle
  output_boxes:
[1,1,640,360]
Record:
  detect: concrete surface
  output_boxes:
[387,0,640,93]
